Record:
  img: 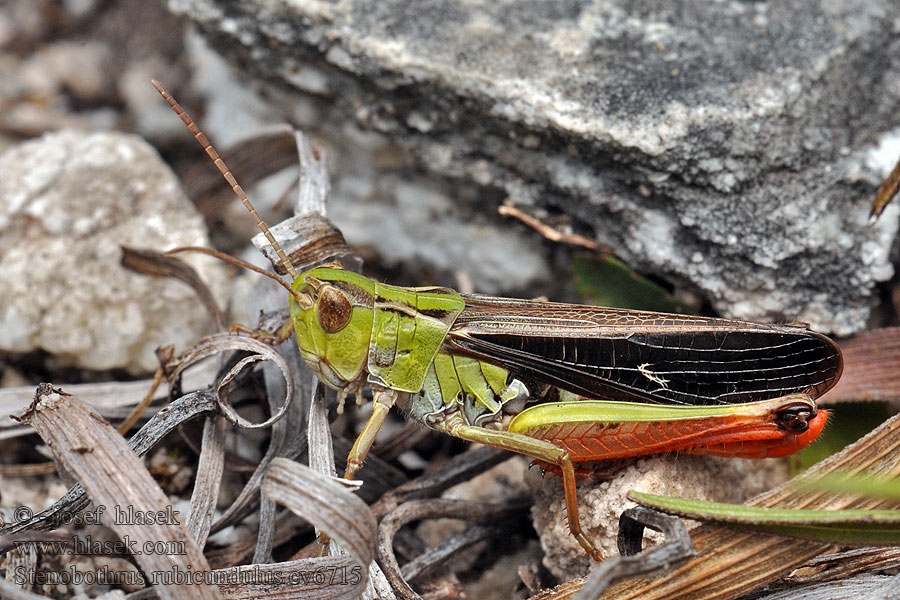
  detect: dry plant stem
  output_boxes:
[118,365,167,434]
[870,152,900,221]
[0,365,164,475]
[543,411,900,600]
[0,462,57,476]
[17,384,221,600]
[498,204,608,251]
[0,373,216,441]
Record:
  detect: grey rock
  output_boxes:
[165,0,900,333]
[0,130,229,373]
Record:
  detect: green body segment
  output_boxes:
[424,353,511,414]
[368,281,465,392]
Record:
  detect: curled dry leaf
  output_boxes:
[166,332,294,429]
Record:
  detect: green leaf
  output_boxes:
[571,255,693,313]
[629,491,900,545]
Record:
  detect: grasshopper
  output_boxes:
[151,81,843,560]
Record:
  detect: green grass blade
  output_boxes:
[629,491,900,546]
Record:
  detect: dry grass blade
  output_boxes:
[757,573,895,600]
[1,390,217,536]
[167,332,293,429]
[532,411,900,600]
[186,415,227,547]
[183,128,298,213]
[784,547,900,585]
[307,380,337,480]
[15,384,221,600]
[820,327,900,404]
[253,212,357,276]
[121,245,224,329]
[0,361,217,441]
[376,497,531,599]
[159,332,301,536]
[248,130,360,274]
[261,457,376,598]
[294,130,329,216]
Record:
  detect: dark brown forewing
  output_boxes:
[444,295,843,406]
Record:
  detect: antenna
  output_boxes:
[150,80,300,280]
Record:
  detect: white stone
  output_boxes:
[0,130,229,373]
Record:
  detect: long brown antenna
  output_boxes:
[151,79,299,279]
[166,246,310,306]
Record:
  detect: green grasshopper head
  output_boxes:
[289,266,376,395]
[150,80,376,403]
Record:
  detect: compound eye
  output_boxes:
[774,402,815,432]
[317,285,352,333]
